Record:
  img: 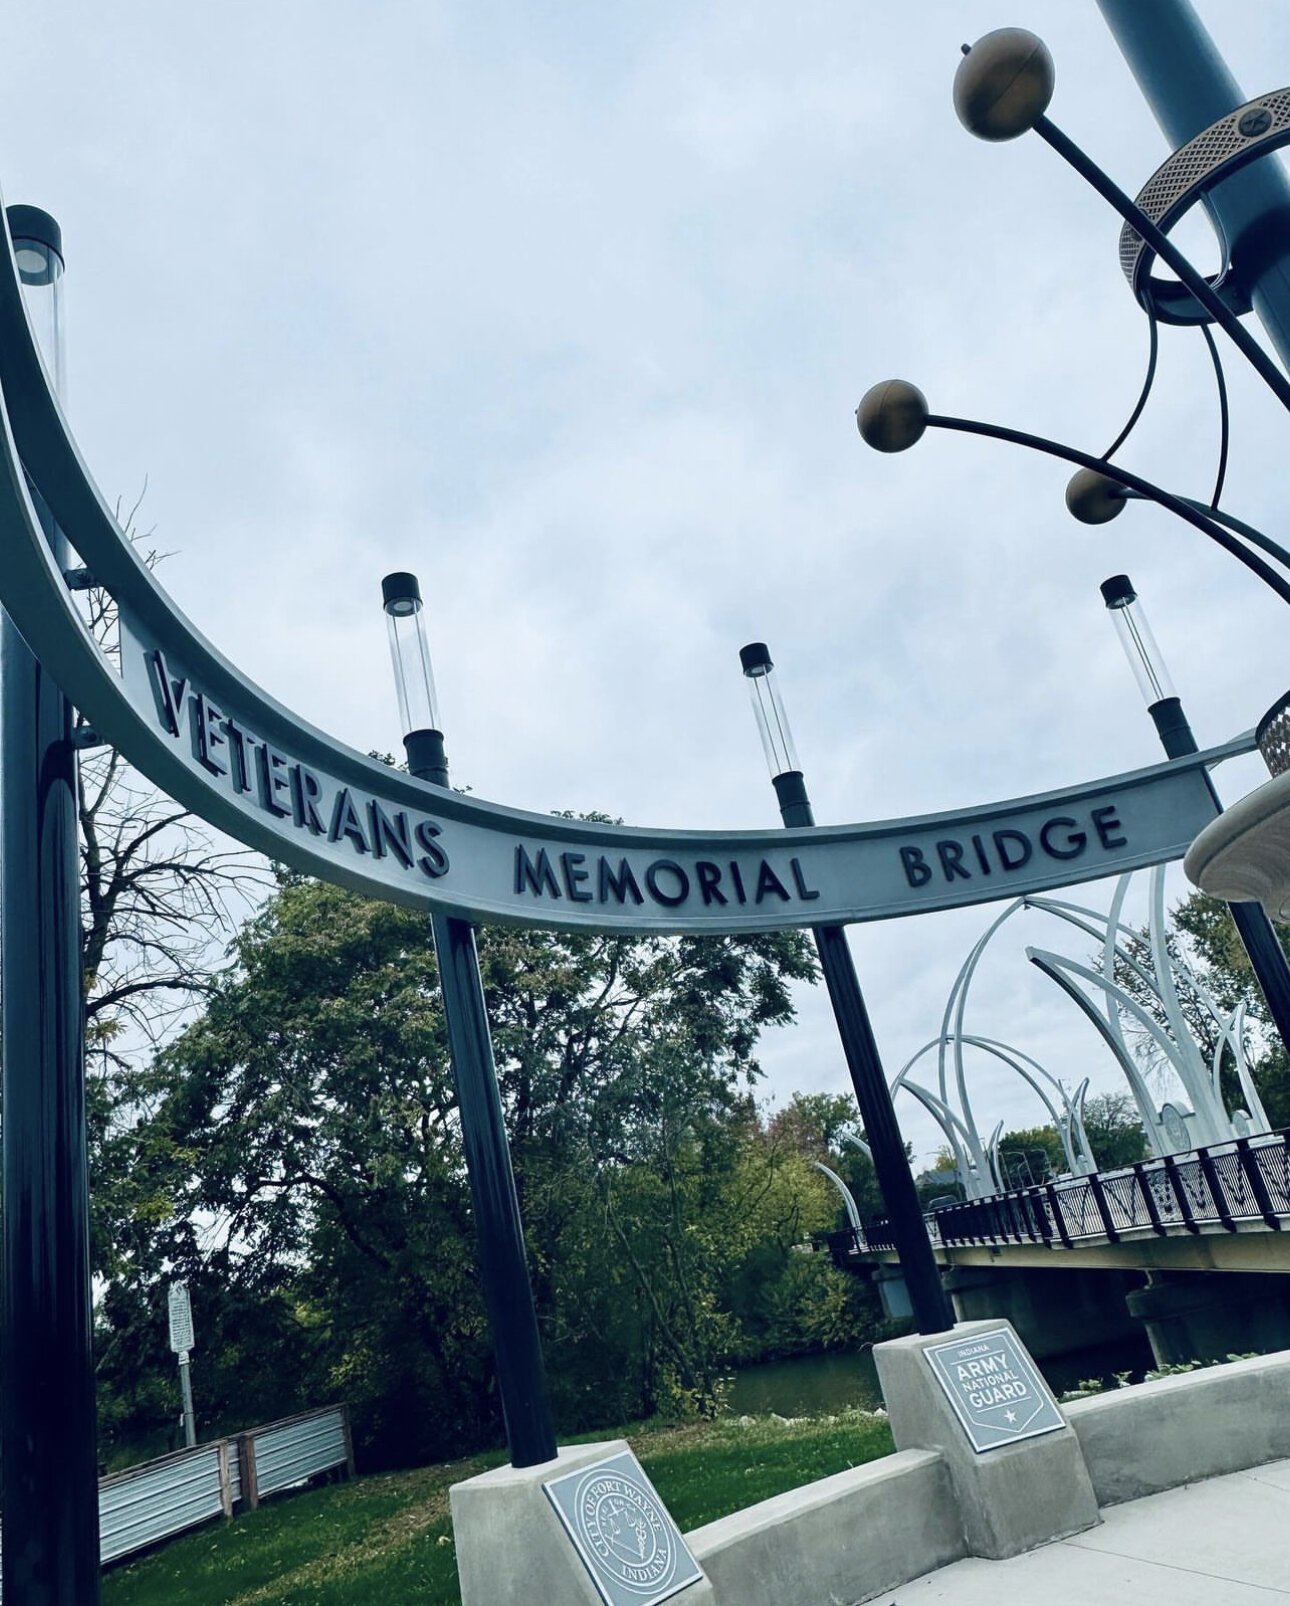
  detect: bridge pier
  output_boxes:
[873,1263,913,1323]
[1127,1272,1290,1367]
[942,1265,1147,1361]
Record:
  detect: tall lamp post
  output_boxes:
[1099,574,1290,1056]
[381,572,556,1468]
[739,642,953,1333]
[1,205,100,1604]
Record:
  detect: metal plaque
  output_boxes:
[167,1281,195,1355]
[923,1328,1065,1453]
[544,1450,704,1606]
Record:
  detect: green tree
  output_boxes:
[995,1124,1062,1186]
[108,872,820,1465]
[1173,893,1290,1128]
[1081,1091,1147,1169]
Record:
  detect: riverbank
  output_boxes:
[725,1333,1155,1419]
[102,1409,894,1605]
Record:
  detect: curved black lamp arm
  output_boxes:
[1198,323,1230,509]
[1122,487,1290,574]
[1173,495,1290,573]
[1102,312,1158,462]
[926,412,1290,607]
[1033,115,1290,418]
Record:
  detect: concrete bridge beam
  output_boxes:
[942,1265,1146,1361]
[1127,1271,1290,1367]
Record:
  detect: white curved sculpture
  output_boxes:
[894,869,1269,1186]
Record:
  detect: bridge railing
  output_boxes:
[859,1131,1290,1253]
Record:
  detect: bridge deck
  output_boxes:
[896,1457,1290,1603]
[857,1225,1290,1273]
[848,1131,1290,1274]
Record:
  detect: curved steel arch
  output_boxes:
[812,1162,864,1237]
[895,1032,1092,1190]
[0,202,1233,936]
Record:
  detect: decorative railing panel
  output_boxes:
[858,1132,1290,1254]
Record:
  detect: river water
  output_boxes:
[726,1335,1153,1418]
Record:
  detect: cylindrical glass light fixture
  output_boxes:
[381,571,448,785]
[740,641,813,828]
[6,205,65,400]
[739,642,800,779]
[1100,573,1198,763]
[1099,574,1176,708]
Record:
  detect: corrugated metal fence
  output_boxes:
[97,1404,353,1571]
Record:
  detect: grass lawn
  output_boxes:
[102,1408,894,1606]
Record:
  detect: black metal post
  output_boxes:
[771,769,953,1333]
[1,208,100,1604]
[430,912,557,1465]
[1100,575,1290,1062]
[403,731,556,1468]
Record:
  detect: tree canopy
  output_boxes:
[95,873,891,1468]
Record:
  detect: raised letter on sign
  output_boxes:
[329,787,370,853]
[515,844,561,898]
[790,858,820,901]
[369,800,415,868]
[148,648,189,738]
[1091,806,1127,850]
[598,857,643,904]
[754,861,790,903]
[561,852,594,902]
[415,821,449,878]
[1039,816,1087,861]
[993,830,1033,872]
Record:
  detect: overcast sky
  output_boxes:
[3,1,1289,1170]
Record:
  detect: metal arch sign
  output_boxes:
[0,204,1234,936]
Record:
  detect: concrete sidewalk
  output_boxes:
[891,1458,1290,1603]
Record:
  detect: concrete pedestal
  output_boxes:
[450,1440,715,1606]
[874,1319,1100,1559]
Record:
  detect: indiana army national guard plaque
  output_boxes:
[544,1449,705,1606]
[923,1327,1066,1453]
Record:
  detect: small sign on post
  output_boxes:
[168,1282,197,1448]
[168,1281,194,1355]
[923,1326,1065,1453]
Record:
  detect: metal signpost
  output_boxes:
[168,1283,197,1449]
[923,1328,1066,1453]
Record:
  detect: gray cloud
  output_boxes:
[3,0,1288,1166]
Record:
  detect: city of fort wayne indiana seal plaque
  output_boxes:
[543,1450,705,1606]
[924,1328,1067,1454]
